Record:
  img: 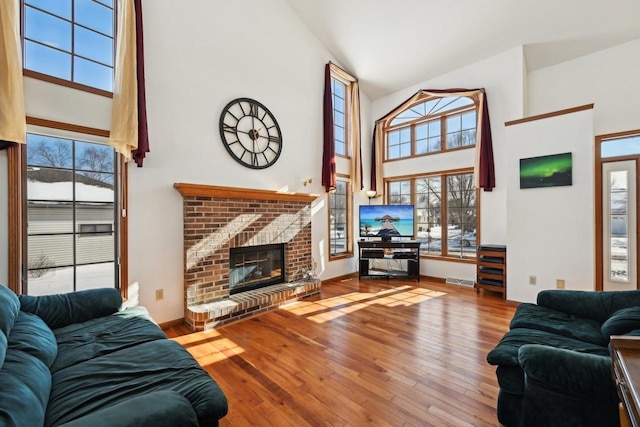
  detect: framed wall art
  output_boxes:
[520,152,572,189]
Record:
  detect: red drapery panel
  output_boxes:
[321,63,336,192]
[131,0,149,167]
[478,93,495,191]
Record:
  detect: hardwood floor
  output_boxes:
[165,276,516,426]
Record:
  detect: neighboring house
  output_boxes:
[26,168,115,295]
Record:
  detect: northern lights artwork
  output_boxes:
[520,152,572,189]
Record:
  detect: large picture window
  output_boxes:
[26,133,118,295]
[23,0,115,92]
[387,171,477,259]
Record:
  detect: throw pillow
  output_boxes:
[601,306,640,340]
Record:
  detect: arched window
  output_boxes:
[386,95,477,160]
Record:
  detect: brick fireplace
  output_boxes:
[174,183,321,330]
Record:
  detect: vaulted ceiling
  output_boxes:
[286,0,640,99]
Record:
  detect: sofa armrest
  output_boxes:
[518,344,618,402]
[19,288,122,330]
[536,289,640,322]
[56,391,200,427]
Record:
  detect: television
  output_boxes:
[359,204,415,241]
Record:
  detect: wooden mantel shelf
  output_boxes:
[174,183,319,203]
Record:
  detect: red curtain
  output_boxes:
[131,0,149,167]
[321,63,336,192]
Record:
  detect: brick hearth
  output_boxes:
[174,183,320,330]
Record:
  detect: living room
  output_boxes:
[1,0,640,425]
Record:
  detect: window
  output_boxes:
[78,223,113,235]
[385,96,476,160]
[445,173,477,256]
[23,0,115,92]
[415,176,442,255]
[331,77,347,156]
[326,64,358,260]
[329,180,351,257]
[387,171,477,258]
[26,133,118,295]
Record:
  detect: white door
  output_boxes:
[602,160,636,290]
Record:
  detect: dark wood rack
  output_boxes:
[476,245,506,298]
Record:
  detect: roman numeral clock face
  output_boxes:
[219,98,282,169]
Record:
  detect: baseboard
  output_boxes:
[159,318,185,330]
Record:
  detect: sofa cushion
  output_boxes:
[0,285,20,368]
[51,306,166,372]
[10,311,57,368]
[510,303,607,346]
[57,391,200,427]
[0,348,52,427]
[601,306,640,340]
[487,328,610,367]
[19,288,122,330]
[537,289,640,322]
[46,339,228,427]
[0,310,57,427]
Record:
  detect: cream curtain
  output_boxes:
[109,0,138,161]
[372,89,494,196]
[329,63,362,192]
[0,0,25,144]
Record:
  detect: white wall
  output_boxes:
[126,0,356,322]
[505,108,594,303]
[528,38,640,136]
[371,47,525,282]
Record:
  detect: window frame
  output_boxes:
[328,176,353,260]
[7,117,128,298]
[21,0,116,97]
[327,66,357,261]
[384,168,479,262]
[331,73,351,158]
[384,98,477,162]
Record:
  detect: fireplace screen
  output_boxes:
[229,244,285,294]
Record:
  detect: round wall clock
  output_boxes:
[218,97,282,169]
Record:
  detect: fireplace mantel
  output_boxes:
[174,183,318,203]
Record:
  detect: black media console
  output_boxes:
[357,240,421,281]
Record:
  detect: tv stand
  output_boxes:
[358,240,420,281]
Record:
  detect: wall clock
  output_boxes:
[218,97,282,169]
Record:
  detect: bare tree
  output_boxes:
[447,174,476,234]
[29,140,114,184]
[78,145,113,183]
[29,140,71,168]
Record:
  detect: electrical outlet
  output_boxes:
[529,275,536,285]
[155,289,164,301]
[556,279,565,289]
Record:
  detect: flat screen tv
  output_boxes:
[359,205,415,241]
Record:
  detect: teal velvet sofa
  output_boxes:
[0,285,228,427]
[487,289,640,427]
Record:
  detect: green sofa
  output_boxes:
[487,289,640,427]
[0,285,228,427]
